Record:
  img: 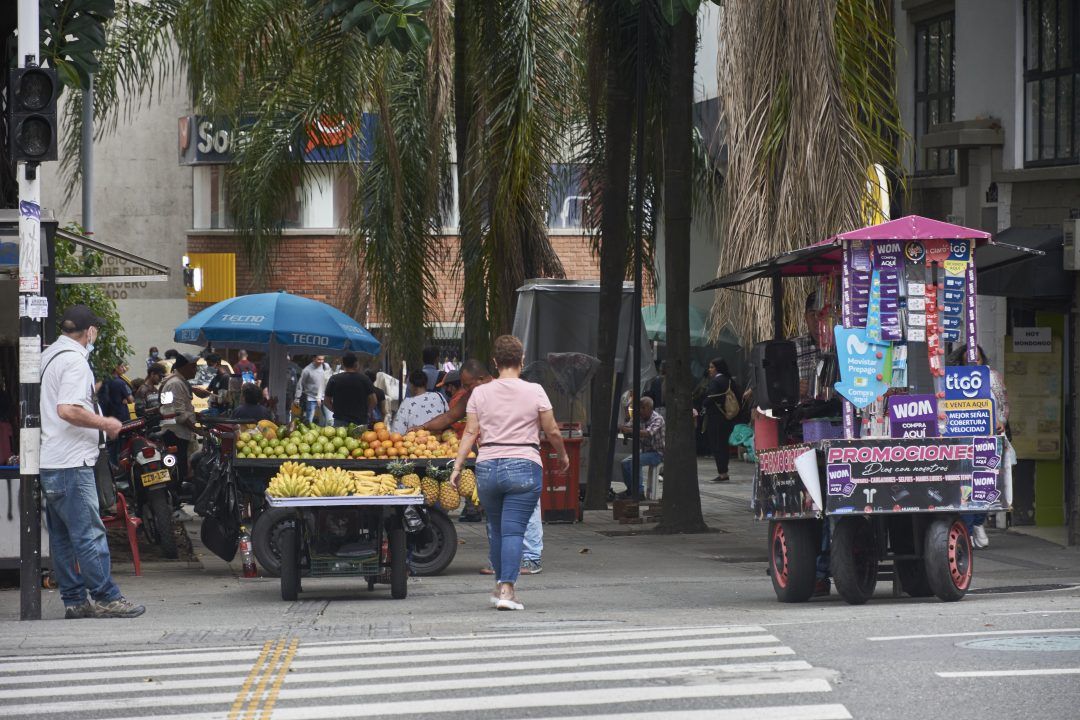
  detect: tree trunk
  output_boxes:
[656,11,707,533]
[454,0,488,360]
[583,54,635,510]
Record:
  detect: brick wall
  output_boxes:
[186,232,654,323]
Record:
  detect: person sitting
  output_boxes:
[392,370,449,435]
[618,396,665,498]
[230,383,274,423]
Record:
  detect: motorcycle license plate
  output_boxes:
[141,469,171,488]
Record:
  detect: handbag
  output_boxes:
[199,469,240,562]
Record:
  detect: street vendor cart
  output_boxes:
[696,215,1042,605]
[266,493,417,600]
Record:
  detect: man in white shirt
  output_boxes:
[39,305,145,619]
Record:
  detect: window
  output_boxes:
[1025,0,1078,165]
[914,14,956,174]
[548,164,587,231]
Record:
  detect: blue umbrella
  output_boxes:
[173,292,380,421]
[174,291,380,354]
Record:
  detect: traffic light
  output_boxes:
[7,67,59,164]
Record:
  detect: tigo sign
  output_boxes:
[943,365,991,401]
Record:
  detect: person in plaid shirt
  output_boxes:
[619,396,664,497]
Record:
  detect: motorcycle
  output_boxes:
[191,413,243,563]
[113,403,180,559]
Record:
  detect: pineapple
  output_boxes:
[420,476,439,506]
[388,460,420,490]
[402,472,422,490]
[458,468,477,498]
[439,481,461,511]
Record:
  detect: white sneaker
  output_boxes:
[972,525,989,548]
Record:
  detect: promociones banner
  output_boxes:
[824,436,1003,514]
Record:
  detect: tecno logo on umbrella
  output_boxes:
[291,333,330,346]
[220,314,266,324]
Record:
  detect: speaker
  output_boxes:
[750,340,799,410]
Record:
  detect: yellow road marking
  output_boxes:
[259,638,300,719]
[244,640,287,720]
[228,640,273,720]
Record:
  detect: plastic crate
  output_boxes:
[309,555,379,577]
[802,419,844,442]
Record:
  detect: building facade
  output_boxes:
[895,0,1077,533]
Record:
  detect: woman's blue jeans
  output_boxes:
[40,466,122,607]
[475,458,542,584]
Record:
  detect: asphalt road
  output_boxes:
[0,459,1077,719]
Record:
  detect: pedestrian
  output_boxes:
[450,335,569,611]
[39,304,145,618]
[421,346,440,391]
[295,355,330,425]
[950,344,1010,549]
[618,396,665,497]
[323,353,377,427]
[704,357,739,483]
[365,370,386,422]
[644,361,666,414]
[230,383,275,422]
[145,346,161,373]
[233,349,257,381]
[135,363,166,416]
[392,370,449,435]
[101,361,134,465]
[160,352,204,533]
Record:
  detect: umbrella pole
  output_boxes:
[267,341,289,423]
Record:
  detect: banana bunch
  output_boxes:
[310,466,353,497]
[280,461,316,480]
[267,469,314,498]
[352,473,399,496]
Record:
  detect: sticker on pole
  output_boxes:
[18,200,41,293]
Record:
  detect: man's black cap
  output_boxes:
[438,370,461,388]
[60,304,105,332]
[169,351,195,369]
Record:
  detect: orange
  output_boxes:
[376,429,390,442]
[390,432,402,443]
[373,421,386,431]
[364,448,375,458]
[362,431,377,443]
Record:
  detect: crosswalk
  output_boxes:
[0,624,850,719]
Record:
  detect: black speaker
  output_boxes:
[750,340,799,410]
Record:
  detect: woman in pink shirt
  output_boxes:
[450,335,569,610]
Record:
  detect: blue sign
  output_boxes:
[942,398,994,436]
[833,325,890,409]
[943,366,992,401]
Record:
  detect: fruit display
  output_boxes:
[267,462,421,499]
[235,421,473,461]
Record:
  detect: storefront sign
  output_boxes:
[887,394,938,438]
[824,437,1003,513]
[754,444,818,519]
[943,365,991,400]
[941,398,994,436]
[833,325,890,409]
[1011,327,1052,353]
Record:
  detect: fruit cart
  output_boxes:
[265,493,419,600]
[694,215,1036,605]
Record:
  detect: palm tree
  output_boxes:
[710,0,905,342]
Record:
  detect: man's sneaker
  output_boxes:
[813,578,831,597]
[972,525,989,548]
[173,507,193,522]
[93,597,146,618]
[64,602,93,619]
[519,558,542,575]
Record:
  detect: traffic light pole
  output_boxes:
[17,0,44,621]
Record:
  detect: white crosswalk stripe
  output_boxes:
[0,624,850,720]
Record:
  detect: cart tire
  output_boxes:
[408,508,458,577]
[148,490,179,560]
[768,520,817,603]
[280,523,301,602]
[252,508,296,577]
[924,516,972,602]
[895,559,933,597]
[831,517,878,605]
[390,520,407,599]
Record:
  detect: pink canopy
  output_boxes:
[831,214,991,242]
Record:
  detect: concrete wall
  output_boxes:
[40,79,192,367]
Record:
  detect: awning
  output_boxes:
[52,228,170,284]
[977,227,1071,298]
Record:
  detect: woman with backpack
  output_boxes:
[704,358,740,483]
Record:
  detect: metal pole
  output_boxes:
[629,1,647,501]
[17,0,43,621]
[1069,272,1080,546]
[82,78,93,233]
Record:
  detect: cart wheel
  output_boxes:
[280,522,301,602]
[768,520,817,603]
[408,507,458,577]
[366,576,377,591]
[831,517,879,605]
[252,508,295,578]
[924,516,972,602]
[390,520,408,600]
[895,559,933,598]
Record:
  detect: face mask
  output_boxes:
[88,328,101,353]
